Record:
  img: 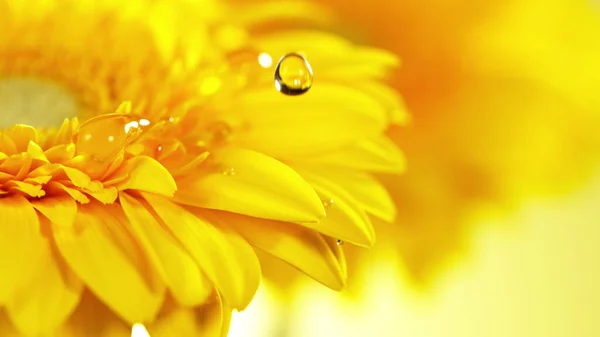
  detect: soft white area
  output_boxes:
[233,170,600,337]
[131,323,150,337]
[0,77,78,128]
[228,281,283,337]
[258,52,273,68]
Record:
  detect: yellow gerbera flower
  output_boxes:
[0,0,406,335]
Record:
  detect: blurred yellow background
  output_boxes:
[226,0,600,336]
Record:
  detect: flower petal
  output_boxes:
[174,148,325,223]
[120,192,213,307]
[6,217,83,335]
[148,295,228,337]
[233,84,388,157]
[31,195,77,228]
[53,202,165,324]
[296,169,376,247]
[116,156,177,196]
[0,196,42,304]
[57,290,130,337]
[204,210,346,290]
[143,193,261,310]
[253,31,398,79]
[297,168,397,222]
[297,136,406,174]
[4,124,38,152]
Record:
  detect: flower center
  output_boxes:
[0,76,79,128]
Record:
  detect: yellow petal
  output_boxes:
[0,132,17,156]
[233,84,388,157]
[143,193,261,310]
[356,81,410,125]
[116,156,177,196]
[148,294,228,337]
[87,186,119,204]
[120,192,213,307]
[58,290,130,337]
[46,181,90,203]
[174,147,325,223]
[297,169,376,247]
[253,31,398,79]
[298,168,396,223]
[0,312,20,337]
[61,166,92,189]
[26,141,49,163]
[53,202,165,324]
[205,210,346,290]
[234,1,334,28]
[6,217,83,335]
[322,235,347,282]
[0,153,31,176]
[0,196,42,304]
[44,143,76,163]
[31,195,77,228]
[4,124,38,152]
[298,136,406,174]
[5,180,45,197]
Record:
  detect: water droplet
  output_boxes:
[222,167,236,176]
[336,240,344,246]
[274,52,313,96]
[73,113,149,161]
[322,198,335,209]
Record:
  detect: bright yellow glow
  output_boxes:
[131,323,150,337]
[257,52,273,68]
[233,169,600,337]
[228,281,283,337]
[199,76,222,96]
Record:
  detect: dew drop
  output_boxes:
[222,167,236,176]
[274,52,313,96]
[336,240,344,246]
[73,113,150,161]
[322,198,335,209]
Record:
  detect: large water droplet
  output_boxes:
[73,113,149,161]
[274,52,313,96]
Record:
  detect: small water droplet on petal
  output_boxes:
[336,240,344,246]
[222,167,236,176]
[322,198,335,209]
[274,52,313,96]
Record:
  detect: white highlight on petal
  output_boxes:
[258,52,273,68]
[132,323,151,337]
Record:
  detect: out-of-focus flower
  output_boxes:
[299,0,600,286]
[0,0,406,335]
